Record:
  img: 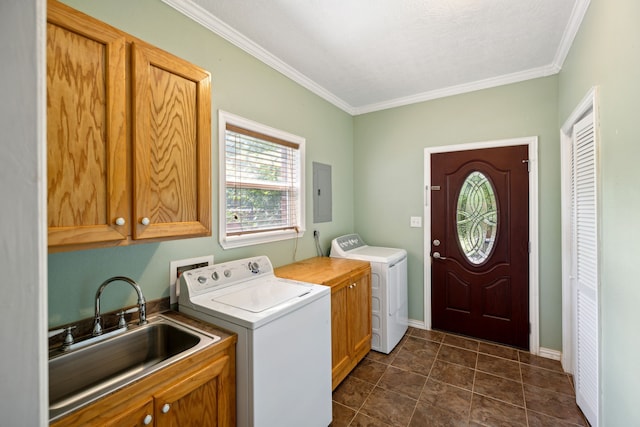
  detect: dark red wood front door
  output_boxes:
[431,145,529,349]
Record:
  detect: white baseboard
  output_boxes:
[408,319,426,329]
[538,346,562,361]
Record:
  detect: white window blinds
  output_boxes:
[224,124,300,236]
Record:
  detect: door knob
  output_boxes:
[433,239,441,246]
[432,252,447,260]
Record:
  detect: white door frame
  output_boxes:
[423,136,540,354]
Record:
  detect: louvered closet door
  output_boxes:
[572,113,599,426]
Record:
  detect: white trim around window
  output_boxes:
[218,110,306,249]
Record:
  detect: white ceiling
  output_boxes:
[162,0,590,115]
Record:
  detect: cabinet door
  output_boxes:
[47,2,129,247]
[101,398,154,427]
[348,269,372,360]
[131,42,211,241]
[330,282,351,389]
[154,355,230,427]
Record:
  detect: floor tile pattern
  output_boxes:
[331,328,589,427]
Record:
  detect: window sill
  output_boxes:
[219,228,305,250]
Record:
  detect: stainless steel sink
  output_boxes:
[49,315,221,422]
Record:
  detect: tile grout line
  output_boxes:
[518,349,531,427]
[350,334,408,426]
[467,337,479,426]
[405,332,444,427]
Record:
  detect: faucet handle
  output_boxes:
[49,326,76,350]
[62,326,76,347]
[116,307,139,328]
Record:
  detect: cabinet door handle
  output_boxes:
[115,217,125,226]
[161,403,171,413]
[143,414,153,425]
[140,217,150,226]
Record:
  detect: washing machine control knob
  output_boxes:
[248,261,260,274]
[197,276,207,284]
[211,271,219,281]
[224,269,231,278]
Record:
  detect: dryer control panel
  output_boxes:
[331,233,366,254]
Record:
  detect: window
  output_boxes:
[456,171,498,265]
[218,110,305,248]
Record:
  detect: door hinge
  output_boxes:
[528,241,531,253]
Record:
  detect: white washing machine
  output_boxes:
[179,256,332,427]
[330,234,408,354]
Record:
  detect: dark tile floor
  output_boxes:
[331,327,589,426]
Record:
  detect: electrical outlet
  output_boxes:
[169,255,213,304]
[410,216,422,228]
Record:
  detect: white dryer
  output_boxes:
[330,234,408,354]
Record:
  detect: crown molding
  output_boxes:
[352,64,560,115]
[552,0,591,71]
[161,0,357,115]
[162,0,588,117]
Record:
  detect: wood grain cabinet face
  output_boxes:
[46,1,211,251]
[347,269,372,364]
[132,43,211,241]
[331,268,372,389]
[46,3,129,247]
[100,399,154,427]
[153,355,231,426]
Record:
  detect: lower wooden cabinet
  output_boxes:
[330,266,371,389]
[50,323,236,427]
[98,398,154,427]
[275,256,372,389]
[153,355,230,426]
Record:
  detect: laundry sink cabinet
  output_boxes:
[275,257,372,389]
[49,313,236,427]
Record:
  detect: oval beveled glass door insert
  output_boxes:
[456,171,497,264]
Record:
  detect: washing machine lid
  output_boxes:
[342,245,407,264]
[213,278,313,313]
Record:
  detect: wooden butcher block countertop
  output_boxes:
[274,256,370,287]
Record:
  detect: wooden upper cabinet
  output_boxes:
[46,1,212,251]
[47,1,129,247]
[132,42,211,241]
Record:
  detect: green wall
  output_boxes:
[353,76,562,351]
[49,0,354,326]
[559,0,640,423]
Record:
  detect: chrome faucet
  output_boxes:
[93,276,147,336]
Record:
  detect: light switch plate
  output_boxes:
[169,255,214,304]
[410,216,422,228]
